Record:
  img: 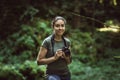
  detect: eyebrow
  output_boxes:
[55,23,64,25]
[55,24,65,25]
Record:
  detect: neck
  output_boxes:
[54,34,62,41]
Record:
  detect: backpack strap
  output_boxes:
[51,34,55,55]
[62,36,67,47]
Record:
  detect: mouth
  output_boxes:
[58,30,64,33]
[56,30,64,35]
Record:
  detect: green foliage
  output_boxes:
[70,30,97,63]
[19,60,45,80]
[0,64,25,80]
[20,6,39,21]
[69,59,120,80]
[99,0,117,6]
[104,20,114,27]
[0,19,52,64]
[0,61,45,80]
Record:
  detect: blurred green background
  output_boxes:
[0,0,120,80]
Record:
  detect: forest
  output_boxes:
[0,0,120,80]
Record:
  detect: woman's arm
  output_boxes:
[37,47,56,65]
[37,47,63,65]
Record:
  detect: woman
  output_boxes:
[37,16,72,80]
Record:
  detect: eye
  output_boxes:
[55,24,60,27]
[54,24,65,28]
[61,24,65,27]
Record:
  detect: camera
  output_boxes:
[62,47,71,56]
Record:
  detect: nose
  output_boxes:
[59,26,62,29]
[59,25,64,29]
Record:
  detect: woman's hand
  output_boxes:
[54,49,63,60]
[54,49,72,64]
[61,51,72,64]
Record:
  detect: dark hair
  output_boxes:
[51,16,66,27]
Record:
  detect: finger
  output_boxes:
[61,55,64,58]
[56,49,62,52]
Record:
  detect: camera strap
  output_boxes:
[51,34,67,55]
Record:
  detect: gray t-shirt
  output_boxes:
[41,35,71,74]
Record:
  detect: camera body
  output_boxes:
[62,47,71,56]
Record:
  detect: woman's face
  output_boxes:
[53,20,65,36]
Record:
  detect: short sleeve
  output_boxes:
[41,39,49,49]
[68,39,71,47]
[64,37,71,47]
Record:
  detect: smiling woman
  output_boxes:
[53,19,65,39]
[37,16,72,80]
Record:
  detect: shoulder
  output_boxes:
[64,37,71,46]
[43,35,52,42]
[41,35,52,46]
[64,37,71,43]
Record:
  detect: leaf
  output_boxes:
[113,0,117,6]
